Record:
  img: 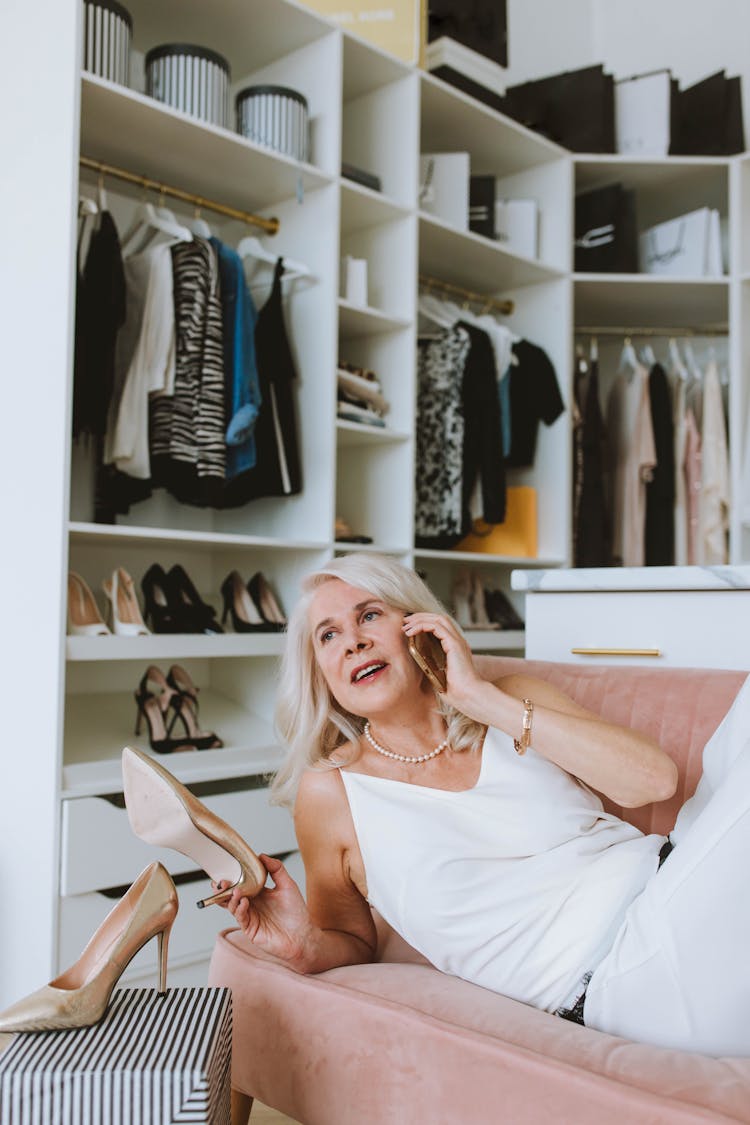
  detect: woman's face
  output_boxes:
[309,578,424,718]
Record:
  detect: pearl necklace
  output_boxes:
[363,721,449,764]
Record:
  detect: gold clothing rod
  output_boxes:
[418,274,514,316]
[79,155,279,235]
[575,325,728,338]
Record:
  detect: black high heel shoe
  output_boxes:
[166,664,223,749]
[220,571,269,633]
[168,564,223,635]
[134,666,193,754]
[247,572,287,632]
[141,564,183,633]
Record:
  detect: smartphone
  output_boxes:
[408,631,447,693]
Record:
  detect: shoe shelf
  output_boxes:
[69,522,328,553]
[62,691,280,797]
[80,75,333,212]
[66,634,286,662]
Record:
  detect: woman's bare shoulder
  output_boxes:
[294,747,357,819]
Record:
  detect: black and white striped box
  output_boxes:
[236,85,309,163]
[145,44,230,129]
[82,0,131,87]
[0,987,231,1125]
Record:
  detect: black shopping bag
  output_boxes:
[670,70,745,155]
[428,0,508,67]
[501,64,615,152]
[574,183,638,273]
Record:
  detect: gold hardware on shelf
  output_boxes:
[418,274,514,316]
[571,647,662,658]
[79,155,279,234]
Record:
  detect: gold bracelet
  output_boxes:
[513,699,534,756]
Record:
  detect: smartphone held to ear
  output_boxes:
[408,631,447,693]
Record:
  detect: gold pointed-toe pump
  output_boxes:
[121,745,266,909]
[0,862,177,1034]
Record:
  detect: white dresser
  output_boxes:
[511,566,750,670]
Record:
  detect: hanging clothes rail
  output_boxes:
[79,155,279,235]
[575,324,728,338]
[418,273,514,316]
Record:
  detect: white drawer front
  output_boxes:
[61,785,297,895]
[525,591,750,668]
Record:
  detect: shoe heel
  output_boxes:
[196,883,233,910]
[134,695,144,736]
[157,923,171,993]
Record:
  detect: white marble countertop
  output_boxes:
[510,565,750,592]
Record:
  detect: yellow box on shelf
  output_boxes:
[455,487,538,558]
[299,0,424,64]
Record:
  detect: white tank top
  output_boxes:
[340,725,664,1012]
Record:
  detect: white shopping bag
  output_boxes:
[639,207,723,277]
[419,152,470,230]
[615,69,672,156]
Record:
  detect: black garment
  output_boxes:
[459,322,506,532]
[573,358,610,567]
[506,340,565,467]
[645,363,675,566]
[221,258,302,506]
[72,211,126,439]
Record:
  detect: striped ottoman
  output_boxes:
[0,987,231,1124]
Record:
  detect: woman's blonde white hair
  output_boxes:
[270,553,485,807]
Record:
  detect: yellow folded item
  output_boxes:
[455,486,537,557]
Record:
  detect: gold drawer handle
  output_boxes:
[570,647,662,658]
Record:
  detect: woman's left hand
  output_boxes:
[402,611,483,710]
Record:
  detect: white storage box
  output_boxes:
[419,152,470,230]
[82,0,131,86]
[145,43,230,128]
[236,85,309,163]
[0,987,231,1124]
[495,199,538,258]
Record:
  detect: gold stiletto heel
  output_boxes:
[0,862,178,1033]
[122,746,266,909]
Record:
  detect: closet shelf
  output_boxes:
[69,522,327,553]
[342,30,412,101]
[414,549,566,567]
[80,74,332,213]
[419,212,564,293]
[338,300,412,337]
[340,179,412,233]
[463,629,526,651]
[420,71,565,175]
[575,154,730,194]
[62,690,280,797]
[574,275,729,328]
[66,634,286,662]
[336,420,411,446]
[333,542,409,556]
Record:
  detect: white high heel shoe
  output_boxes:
[103,567,150,637]
[67,572,110,636]
[0,862,177,1033]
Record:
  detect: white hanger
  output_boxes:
[590,335,598,362]
[683,341,703,381]
[236,235,310,282]
[120,198,193,257]
[187,207,212,238]
[97,174,108,213]
[77,195,99,260]
[639,343,657,367]
[417,291,455,329]
[618,336,639,378]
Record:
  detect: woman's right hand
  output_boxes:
[214,853,318,970]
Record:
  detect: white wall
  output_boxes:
[504,0,595,87]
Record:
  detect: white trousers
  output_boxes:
[584,673,750,1056]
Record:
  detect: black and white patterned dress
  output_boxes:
[415,326,471,545]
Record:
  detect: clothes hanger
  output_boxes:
[187,206,212,239]
[120,192,193,258]
[639,342,657,367]
[77,194,99,260]
[589,335,598,362]
[417,291,455,329]
[682,341,703,381]
[618,336,639,378]
[236,234,310,282]
[668,336,687,379]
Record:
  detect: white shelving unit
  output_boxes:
[0,0,571,1004]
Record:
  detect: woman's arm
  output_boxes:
[404,613,678,808]
[224,766,376,973]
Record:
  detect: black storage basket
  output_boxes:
[236,85,309,163]
[145,43,230,128]
[82,0,132,86]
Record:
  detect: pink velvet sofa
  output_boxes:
[209,657,750,1124]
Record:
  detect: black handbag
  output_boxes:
[501,64,615,153]
[428,0,507,66]
[574,182,638,274]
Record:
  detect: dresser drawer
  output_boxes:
[61,784,297,896]
[524,590,750,668]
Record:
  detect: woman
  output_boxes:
[215,553,750,1054]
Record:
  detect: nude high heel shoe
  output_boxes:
[67,572,111,636]
[103,567,150,637]
[121,746,266,909]
[0,862,177,1033]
